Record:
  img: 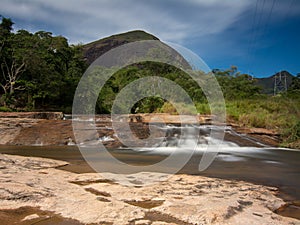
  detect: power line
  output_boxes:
[246,0,259,74]
[253,0,276,69]
[251,0,266,57]
[247,0,266,75]
[282,0,295,23]
[246,0,295,77]
[261,0,276,36]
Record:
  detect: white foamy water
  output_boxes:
[125,124,300,165]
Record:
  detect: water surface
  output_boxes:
[0,145,299,201]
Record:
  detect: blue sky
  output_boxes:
[1,0,299,77]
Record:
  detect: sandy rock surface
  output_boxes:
[0,153,299,225]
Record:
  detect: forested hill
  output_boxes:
[83,30,159,64]
[0,16,176,112]
[0,17,299,114]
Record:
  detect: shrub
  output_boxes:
[0,106,13,112]
[195,102,211,114]
[286,121,300,142]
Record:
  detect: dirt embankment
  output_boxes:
[0,112,280,147]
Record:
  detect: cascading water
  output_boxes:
[129,124,238,154]
[126,124,300,169]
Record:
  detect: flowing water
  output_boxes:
[0,125,299,219]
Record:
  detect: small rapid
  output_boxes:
[128,124,261,155]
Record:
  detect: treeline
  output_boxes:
[1,17,299,114]
[110,64,299,114]
[0,16,262,113]
[95,64,266,114]
[0,17,86,112]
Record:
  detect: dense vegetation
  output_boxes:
[0,17,86,112]
[0,17,299,147]
[96,62,207,114]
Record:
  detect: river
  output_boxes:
[0,126,300,220]
[0,145,299,199]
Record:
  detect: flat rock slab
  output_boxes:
[0,153,299,225]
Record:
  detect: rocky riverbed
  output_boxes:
[0,112,280,147]
[0,153,299,225]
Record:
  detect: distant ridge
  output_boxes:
[256,71,294,94]
[83,30,159,65]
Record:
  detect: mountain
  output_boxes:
[83,30,159,65]
[256,71,295,94]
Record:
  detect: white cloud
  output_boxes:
[1,0,255,44]
[2,0,299,76]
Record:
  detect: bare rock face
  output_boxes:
[0,118,42,145]
[0,153,299,225]
[0,112,68,146]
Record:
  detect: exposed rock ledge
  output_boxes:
[0,154,298,225]
[0,112,279,147]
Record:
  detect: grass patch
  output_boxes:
[195,96,300,148]
[0,106,13,112]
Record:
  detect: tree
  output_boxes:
[214,67,261,99]
[0,16,13,52]
[0,57,25,95]
[0,18,87,110]
[22,31,86,109]
[0,17,26,106]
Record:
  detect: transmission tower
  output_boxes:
[274,71,287,95]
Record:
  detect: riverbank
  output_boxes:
[0,112,281,147]
[0,153,299,225]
